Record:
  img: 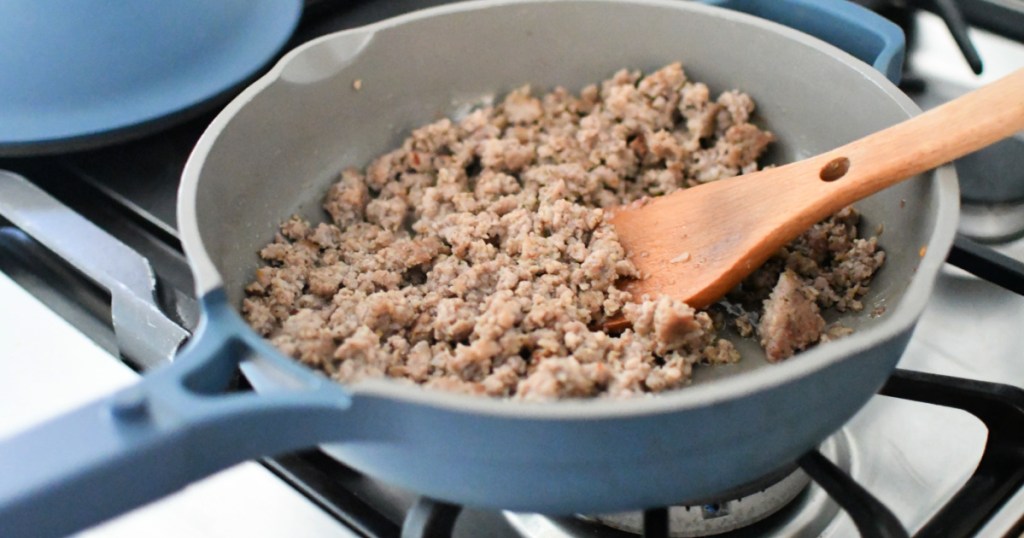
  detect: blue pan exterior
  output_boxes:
[0,291,352,537]
[0,1,918,536]
[707,0,905,83]
[325,329,911,513]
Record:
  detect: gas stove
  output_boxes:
[1,2,1022,537]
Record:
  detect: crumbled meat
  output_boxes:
[243,63,884,400]
[324,169,369,227]
[731,207,885,315]
[759,271,826,362]
[821,323,855,342]
[625,296,706,355]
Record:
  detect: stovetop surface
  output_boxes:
[1,3,1022,537]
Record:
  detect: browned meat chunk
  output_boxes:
[759,271,826,362]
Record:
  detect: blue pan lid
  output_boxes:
[0,0,302,156]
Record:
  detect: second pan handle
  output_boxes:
[706,0,907,84]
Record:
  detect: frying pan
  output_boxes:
[0,1,958,536]
[0,0,302,156]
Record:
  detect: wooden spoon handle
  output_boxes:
[604,68,1024,320]
[796,68,1024,219]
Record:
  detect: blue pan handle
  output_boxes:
[704,0,906,84]
[0,295,352,538]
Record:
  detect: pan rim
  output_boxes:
[178,0,959,419]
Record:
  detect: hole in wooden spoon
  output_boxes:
[819,157,850,182]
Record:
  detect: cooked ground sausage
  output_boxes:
[242,63,884,400]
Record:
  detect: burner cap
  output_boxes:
[587,469,809,537]
[959,199,1024,244]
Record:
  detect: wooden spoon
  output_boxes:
[607,68,1024,328]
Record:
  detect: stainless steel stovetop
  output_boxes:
[0,3,1022,537]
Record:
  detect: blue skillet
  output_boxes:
[0,1,958,537]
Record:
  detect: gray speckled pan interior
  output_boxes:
[183,0,955,389]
